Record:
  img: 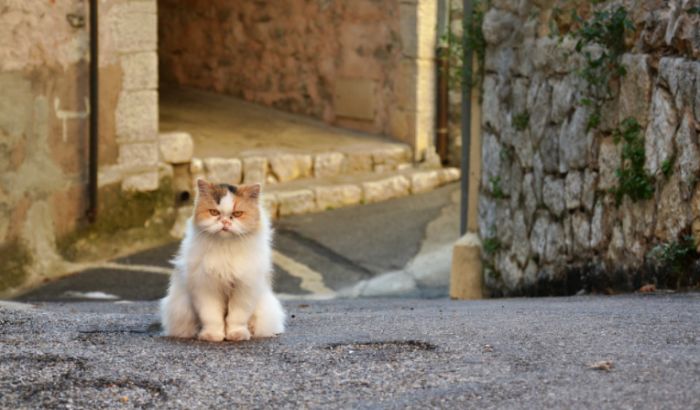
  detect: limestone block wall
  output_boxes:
[158,0,436,158]
[478,0,700,295]
[99,0,160,192]
[0,0,161,293]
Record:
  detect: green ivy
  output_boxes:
[647,235,698,288]
[489,176,506,199]
[661,156,675,178]
[611,118,654,204]
[442,0,489,90]
[513,111,530,131]
[482,237,502,255]
[563,5,635,130]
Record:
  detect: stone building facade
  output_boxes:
[478,0,700,294]
[0,0,446,294]
[0,0,161,292]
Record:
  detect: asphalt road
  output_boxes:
[1,293,698,409]
[17,184,457,302]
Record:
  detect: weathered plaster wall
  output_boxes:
[158,0,437,158]
[0,0,162,293]
[478,0,700,295]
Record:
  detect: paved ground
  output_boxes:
[1,294,698,409]
[18,184,459,303]
[160,86,406,158]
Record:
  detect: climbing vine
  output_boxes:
[610,118,654,204]
[568,5,635,129]
[443,0,489,90]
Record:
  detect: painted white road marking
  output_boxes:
[272,250,335,296]
[96,262,174,275]
[80,254,335,298]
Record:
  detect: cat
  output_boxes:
[160,178,285,342]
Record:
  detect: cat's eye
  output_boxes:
[232,211,244,218]
[209,209,220,216]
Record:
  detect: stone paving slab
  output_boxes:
[0,294,698,409]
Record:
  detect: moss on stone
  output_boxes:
[0,240,32,292]
[57,178,177,262]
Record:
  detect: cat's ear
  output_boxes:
[241,183,261,200]
[196,178,211,194]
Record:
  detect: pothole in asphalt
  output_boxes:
[1,354,168,408]
[324,340,437,361]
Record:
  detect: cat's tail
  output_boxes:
[160,280,198,338]
[250,290,286,338]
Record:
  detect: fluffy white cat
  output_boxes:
[160,179,285,342]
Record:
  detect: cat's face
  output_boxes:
[193,179,262,237]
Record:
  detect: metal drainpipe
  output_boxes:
[87,0,99,223]
[436,0,450,165]
[460,0,474,236]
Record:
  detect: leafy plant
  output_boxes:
[482,237,502,255]
[563,5,636,130]
[513,111,530,131]
[443,0,489,90]
[661,156,675,178]
[489,176,506,199]
[611,118,654,204]
[647,236,698,288]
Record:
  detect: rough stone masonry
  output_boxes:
[478,0,700,295]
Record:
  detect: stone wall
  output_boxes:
[477,0,700,295]
[158,0,437,158]
[0,0,162,293]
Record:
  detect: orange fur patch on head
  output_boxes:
[193,179,262,236]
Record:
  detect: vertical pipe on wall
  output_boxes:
[436,0,450,165]
[460,0,473,236]
[87,0,99,223]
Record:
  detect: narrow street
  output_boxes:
[17,184,460,303]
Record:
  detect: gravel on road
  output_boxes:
[1,293,698,409]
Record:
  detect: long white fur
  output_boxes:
[160,208,286,341]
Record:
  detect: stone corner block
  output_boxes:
[116,90,158,142]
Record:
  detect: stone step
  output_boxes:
[169,165,460,237]
[160,131,415,185]
[263,166,461,218]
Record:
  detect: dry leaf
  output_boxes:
[120,396,129,403]
[589,360,613,371]
[639,284,656,293]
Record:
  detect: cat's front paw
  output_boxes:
[198,328,225,342]
[225,325,251,342]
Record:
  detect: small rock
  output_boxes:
[589,360,614,372]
